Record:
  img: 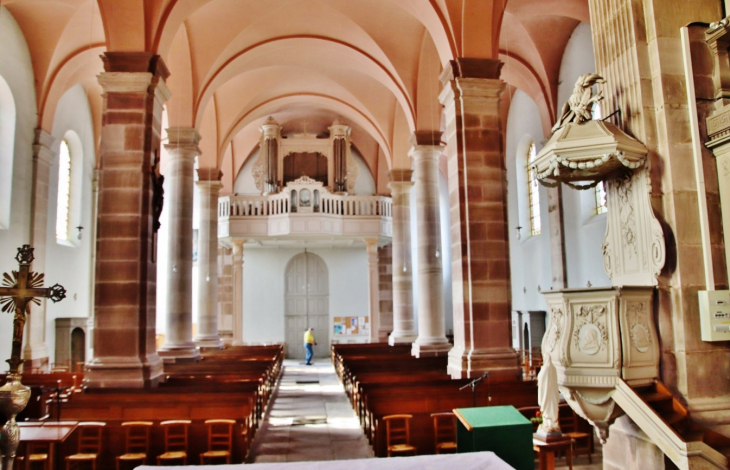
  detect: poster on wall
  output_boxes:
[333,318,344,335]
[359,317,369,335]
[348,317,358,335]
[333,316,369,336]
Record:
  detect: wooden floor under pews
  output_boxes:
[1,343,602,469]
[1,345,284,469]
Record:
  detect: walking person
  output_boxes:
[303,327,317,365]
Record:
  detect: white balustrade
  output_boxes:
[218,177,392,241]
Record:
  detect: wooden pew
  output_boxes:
[56,390,255,467]
[332,344,538,458]
[49,344,284,466]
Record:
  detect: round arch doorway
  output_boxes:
[284,251,329,360]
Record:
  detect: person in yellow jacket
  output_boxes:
[303,328,317,365]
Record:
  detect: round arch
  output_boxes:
[0,75,16,230]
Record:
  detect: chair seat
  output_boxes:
[29,453,49,461]
[66,453,98,460]
[118,452,147,460]
[158,451,187,460]
[201,450,230,458]
[389,444,416,453]
[436,442,457,451]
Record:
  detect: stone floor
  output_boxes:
[248,358,604,469]
[248,359,374,463]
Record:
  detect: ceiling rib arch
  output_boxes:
[194,36,416,132]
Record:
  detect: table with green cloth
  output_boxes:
[454,405,533,470]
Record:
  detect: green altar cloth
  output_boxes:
[454,405,533,470]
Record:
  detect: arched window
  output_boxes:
[0,75,16,230]
[595,181,608,215]
[56,139,72,241]
[526,142,541,236]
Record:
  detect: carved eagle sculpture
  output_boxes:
[551,73,606,133]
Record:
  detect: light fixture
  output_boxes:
[515,226,522,240]
[76,226,84,240]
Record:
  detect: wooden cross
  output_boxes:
[0,245,65,375]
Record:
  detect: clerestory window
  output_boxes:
[56,139,72,241]
[526,142,541,236]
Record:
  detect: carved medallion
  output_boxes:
[578,324,603,355]
[572,305,608,354]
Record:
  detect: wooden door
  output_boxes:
[285,252,329,359]
[71,327,86,372]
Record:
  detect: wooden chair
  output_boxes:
[115,421,153,470]
[24,442,50,470]
[431,412,457,454]
[65,422,106,470]
[157,420,191,466]
[382,414,416,457]
[200,419,236,464]
[559,403,593,463]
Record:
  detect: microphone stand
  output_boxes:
[459,371,489,408]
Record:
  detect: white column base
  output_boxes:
[194,335,224,349]
[411,339,451,357]
[446,346,520,379]
[388,333,418,345]
[158,342,200,362]
[83,355,164,388]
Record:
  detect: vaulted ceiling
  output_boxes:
[2,0,589,193]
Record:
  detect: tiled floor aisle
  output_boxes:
[248,359,374,463]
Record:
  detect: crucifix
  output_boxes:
[0,245,66,374]
[0,245,66,470]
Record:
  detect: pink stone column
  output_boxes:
[377,244,394,341]
[410,134,451,357]
[439,59,520,379]
[85,53,168,388]
[388,170,418,345]
[158,128,200,361]
[365,238,382,342]
[193,174,223,349]
[23,129,56,371]
[231,239,245,346]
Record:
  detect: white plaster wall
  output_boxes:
[558,22,611,289]
[506,90,552,314]
[0,7,38,371]
[241,247,369,345]
[44,85,96,367]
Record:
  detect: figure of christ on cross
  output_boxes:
[0,245,66,374]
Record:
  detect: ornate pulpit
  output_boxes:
[531,75,666,442]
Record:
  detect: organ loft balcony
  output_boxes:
[218,176,392,246]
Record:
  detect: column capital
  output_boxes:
[165,128,201,160]
[231,239,245,256]
[439,58,503,85]
[364,238,379,251]
[196,167,223,183]
[102,52,170,78]
[388,169,414,195]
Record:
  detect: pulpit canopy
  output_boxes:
[531,120,648,187]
